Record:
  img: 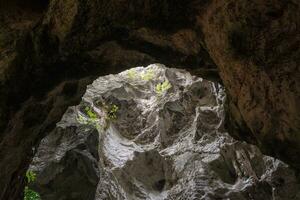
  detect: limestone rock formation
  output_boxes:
[30,64,300,200]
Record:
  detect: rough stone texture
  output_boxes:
[0,78,93,200]
[0,1,217,198]
[30,126,99,200]
[0,0,299,198]
[195,0,300,170]
[30,65,300,200]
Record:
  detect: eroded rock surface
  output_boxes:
[195,0,300,170]
[30,64,300,200]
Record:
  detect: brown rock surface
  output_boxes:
[195,0,300,169]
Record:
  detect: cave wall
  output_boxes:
[194,0,300,169]
[0,0,299,199]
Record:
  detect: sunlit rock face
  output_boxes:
[30,64,300,200]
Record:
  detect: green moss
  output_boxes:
[155,80,172,95]
[77,104,119,130]
[106,104,119,120]
[77,107,102,130]
[85,107,97,119]
[24,186,41,200]
[127,69,138,80]
[25,171,36,183]
[141,68,155,81]
[24,171,40,200]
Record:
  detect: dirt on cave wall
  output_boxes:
[0,0,299,199]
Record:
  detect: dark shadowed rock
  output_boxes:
[195,0,300,170]
[29,125,99,200]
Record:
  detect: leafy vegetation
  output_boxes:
[24,187,41,200]
[77,104,119,130]
[155,80,172,95]
[26,171,36,183]
[85,107,97,119]
[24,171,41,200]
[77,107,101,129]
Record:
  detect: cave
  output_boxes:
[0,0,299,200]
[25,64,300,199]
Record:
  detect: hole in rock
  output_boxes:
[154,179,166,192]
[26,64,300,200]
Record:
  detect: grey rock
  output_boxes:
[30,124,100,200]
[30,64,300,200]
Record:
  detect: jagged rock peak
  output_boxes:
[30,64,300,200]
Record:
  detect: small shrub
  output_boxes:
[24,186,41,200]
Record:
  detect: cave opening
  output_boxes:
[23,64,300,200]
[0,0,299,199]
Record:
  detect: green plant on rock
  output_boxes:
[127,69,138,80]
[77,107,102,130]
[141,68,154,81]
[155,80,172,95]
[24,171,40,200]
[85,107,97,119]
[24,186,41,200]
[77,114,86,124]
[106,104,119,120]
[77,104,119,130]
[26,171,36,183]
